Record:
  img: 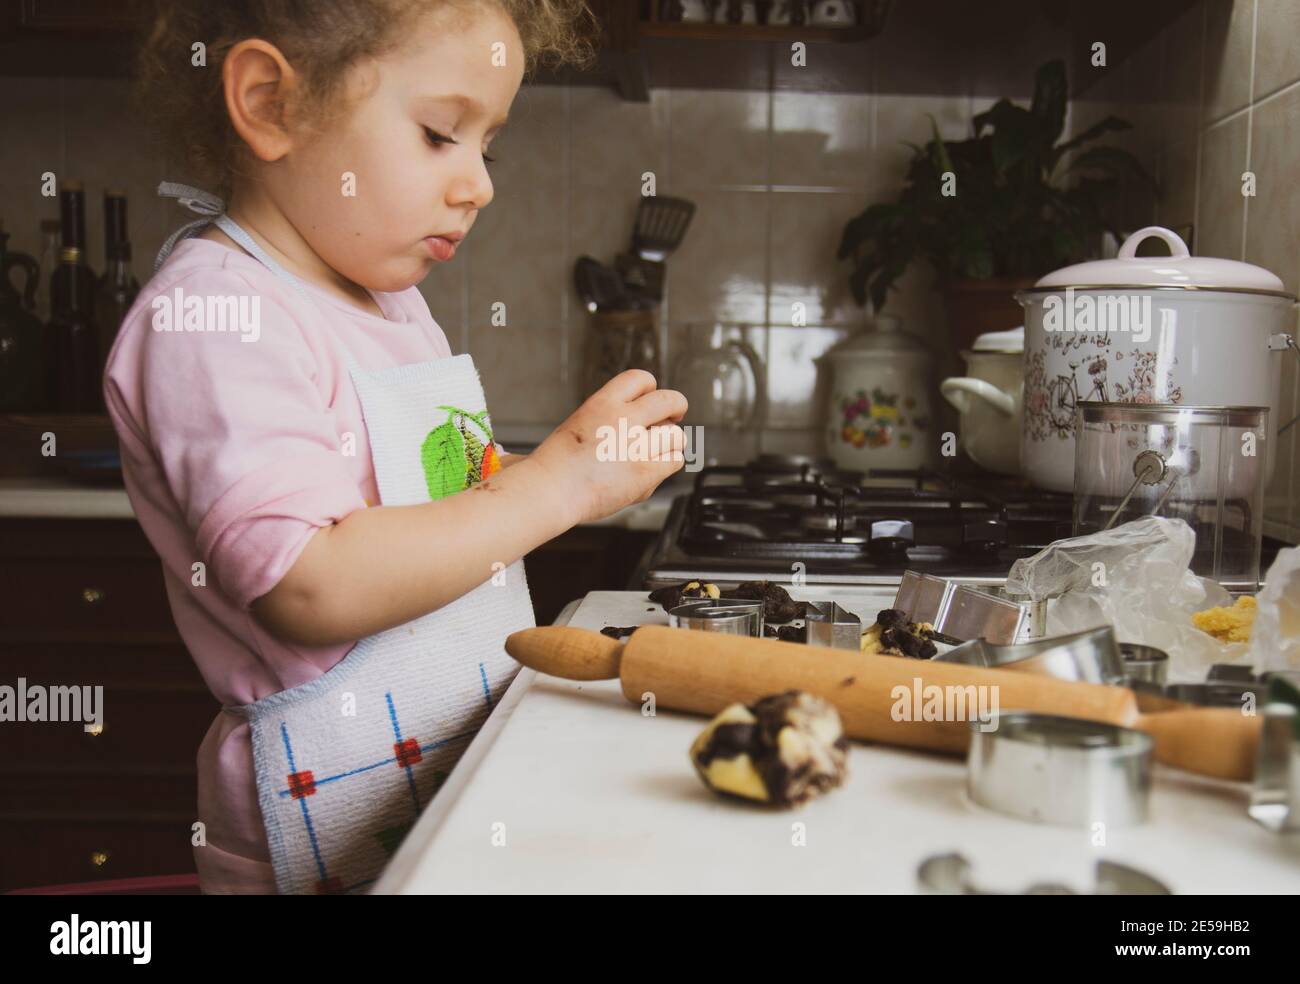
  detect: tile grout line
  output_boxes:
[1241,0,1257,262]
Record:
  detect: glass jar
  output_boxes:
[1072,402,1268,591]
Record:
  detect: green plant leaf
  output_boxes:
[1030,59,1068,145]
[420,419,467,501]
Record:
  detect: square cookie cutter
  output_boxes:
[893,571,1046,645]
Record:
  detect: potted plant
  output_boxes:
[836,59,1155,350]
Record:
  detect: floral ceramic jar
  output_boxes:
[822,315,936,474]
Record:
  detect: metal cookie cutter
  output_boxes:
[917,852,1170,895]
[1119,642,1169,686]
[1249,672,1300,832]
[801,601,861,650]
[668,599,764,637]
[967,712,1153,828]
[935,625,1125,685]
[894,571,1045,644]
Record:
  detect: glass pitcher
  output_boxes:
[670,323,766,431]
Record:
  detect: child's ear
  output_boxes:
[222,39,298,164]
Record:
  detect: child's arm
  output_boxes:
[251,455,572,646]
[252,370,685,647]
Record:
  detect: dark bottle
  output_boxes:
[49,181,98,319]
[46,246,101,412]
[0,223,45,411]
[93,190,140,382]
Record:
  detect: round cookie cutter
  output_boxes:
[936,625,1125,685]
[967,712,1153,828]
[1118,642,1170,686]
[668,599,764,637]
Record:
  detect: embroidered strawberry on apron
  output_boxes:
[156,190,534,894]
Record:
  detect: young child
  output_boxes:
[104,0,687,895]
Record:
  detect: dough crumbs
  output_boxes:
[1192,595,1257,643]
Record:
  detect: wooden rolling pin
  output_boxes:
[505,624,1261,782]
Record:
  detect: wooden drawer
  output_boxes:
[0,558,179,637]
[0,766,198,815]
[0,684,217,769]
[0,816,197,892]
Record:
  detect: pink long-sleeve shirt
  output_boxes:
[103,235,457,893]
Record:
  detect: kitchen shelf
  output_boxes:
[637,22,879,44]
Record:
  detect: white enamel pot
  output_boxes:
[1015,226,1298,493]
[940,327,1024,475]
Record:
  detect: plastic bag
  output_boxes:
[1248,545,1300,674]
[1004,516,1242,683]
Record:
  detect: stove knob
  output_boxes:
[868,519,914,557]
[963,519,1008,553]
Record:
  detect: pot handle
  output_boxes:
[940,377,1015,416]
[1117,226,1190,260]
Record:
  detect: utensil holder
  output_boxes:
[583,308,661,397]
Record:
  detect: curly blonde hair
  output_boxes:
[135,0,597,193]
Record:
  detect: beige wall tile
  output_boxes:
[1196,112,1249,260]
[770,91,873,189]
[1202,0,1256,123]
[666,188,766,323]
[874,94,972,188]
[1254,0,1300,100]
[464,163,571,423]
[768,191,863,327]
[763,325,850,429]
[570,86,669,193]
[1156,137,1199,234]
[1159,2,1205,146]
[669,89,769,187]
[1245,83,1300,292]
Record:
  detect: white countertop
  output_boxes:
[373,588,1300,894]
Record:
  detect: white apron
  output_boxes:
[159,203,534,894]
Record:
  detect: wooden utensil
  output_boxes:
[505,625,1261,782]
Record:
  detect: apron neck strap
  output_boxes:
[155,181,364,374]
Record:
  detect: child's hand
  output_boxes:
[531,370,689,526]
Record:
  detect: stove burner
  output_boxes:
[644,458,1291,585]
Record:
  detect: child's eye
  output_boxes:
[424,126,496,165]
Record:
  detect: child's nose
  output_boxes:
[447,158,493,211]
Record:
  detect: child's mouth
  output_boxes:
[423,236,458,261]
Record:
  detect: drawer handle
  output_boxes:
[81,587,106,605]
[89,850,110,868]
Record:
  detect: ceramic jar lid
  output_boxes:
[827,315,928,360]
[1025,226,1293,298]
[970,326,1024,353]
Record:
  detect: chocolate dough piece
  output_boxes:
[731,580,802,623]
[648,579,721,612]
[689,691,849,807]
[860,608,937,659]
[763,623,805,642]
[599,625,640,639]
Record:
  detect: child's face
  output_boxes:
[271,3,525,292]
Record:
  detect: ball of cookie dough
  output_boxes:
[689,691,849,806]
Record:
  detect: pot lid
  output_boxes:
[1031,226,1290,295]
[830,315,928,355]
[971,326,1024,353]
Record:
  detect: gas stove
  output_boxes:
[641,453,1285,590]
